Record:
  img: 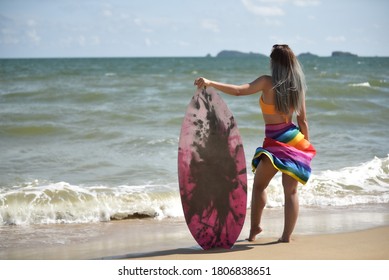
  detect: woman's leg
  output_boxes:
[248,156,278,241]
[280,174,299,242]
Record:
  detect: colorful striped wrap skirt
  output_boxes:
[252,122,316,185]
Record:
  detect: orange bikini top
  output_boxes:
[260,95,277,115]
[260,95,290,122]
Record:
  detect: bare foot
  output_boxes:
[278,237,290,243]
[246,227,262,241]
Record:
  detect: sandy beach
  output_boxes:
[2,205,388,260]
[128,226,389,260]
[119,205,389,260]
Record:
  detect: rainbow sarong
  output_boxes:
[252,123,316,185]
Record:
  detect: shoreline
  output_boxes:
[120,226,389,260]
[1,204,389,260]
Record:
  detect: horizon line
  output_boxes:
[2,54,389,60]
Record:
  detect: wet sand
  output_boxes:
[1,205,389,260]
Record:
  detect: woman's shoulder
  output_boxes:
[260,75,272,82]
[258,75,273,91]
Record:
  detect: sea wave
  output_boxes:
[348,80,389,92]
[349,82,371,87]
[269,155,389,207]
[0,182,182,225]
[1,156,388,226]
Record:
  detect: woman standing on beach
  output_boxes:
[194,44,316,242]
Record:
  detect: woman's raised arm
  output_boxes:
[194,76,270,96]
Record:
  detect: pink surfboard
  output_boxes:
[178,87,247,250]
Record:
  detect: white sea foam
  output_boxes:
[349,82,371,87]
[265,155,389,207]
[0,182,182,225]
[1,156,388,226]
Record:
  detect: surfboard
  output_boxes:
[178,87,247,250]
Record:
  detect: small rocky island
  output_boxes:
[297,52,319,59]
[331,51,358,57]
[215,50,267,58]
[207,50,358,58]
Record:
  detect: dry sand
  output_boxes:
[128,226,389,260]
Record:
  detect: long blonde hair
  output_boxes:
[270,44,306,115]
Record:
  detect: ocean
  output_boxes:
[1,56,388,257]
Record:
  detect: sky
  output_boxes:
[0,0,388,58]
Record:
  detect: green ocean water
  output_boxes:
[0,56,388,225]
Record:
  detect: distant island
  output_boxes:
[298,52,319,59]
[331,51,358,57]
[215,50,267,58]
[208,50,358,58]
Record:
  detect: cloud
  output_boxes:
[27,19,37,27]
[78,35,86,47]
[133,18,154,33]
[101,3,113,17]
[294,35,316,45]
[326,35,346,42]
[90,35,100,45]
[145,38,152,47]
[178,40,190,47]
[25,19,41,44]
[0,17,41,45]
[27,29,41,44]
[0,16,20,45]
[241,0,320,16]
[133,18,142,27]
[0,28,19,45]
[103,9,112,17]
[201,19,220,33]
[293,0,321,7]
[241,0,285,16]
[263,18,283,26]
